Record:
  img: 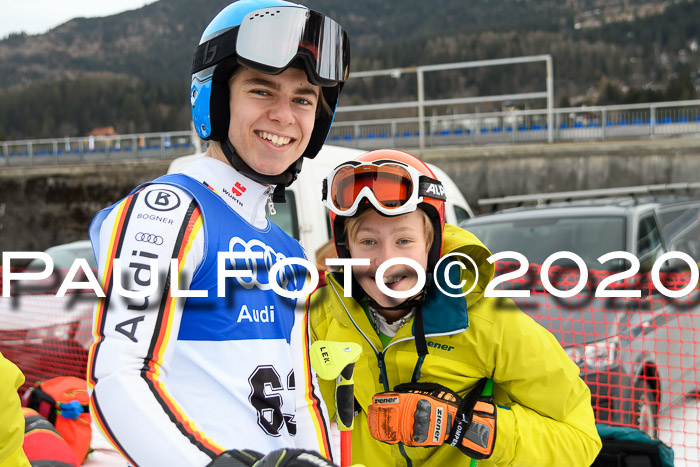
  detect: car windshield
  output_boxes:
[26,243,97,271]
[465,215,626,269]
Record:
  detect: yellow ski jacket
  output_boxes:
[0,352,30,467]
[309,224,602,466]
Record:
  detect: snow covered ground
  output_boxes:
[83,424,128,466]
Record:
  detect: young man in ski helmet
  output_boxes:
[308,149,602,465]
[88,1,349,465]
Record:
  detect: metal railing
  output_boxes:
[341,55,555,147]
[478,182,700,211]
[2,100,700,167]
[0,130,197,167]
[327,99,700,150]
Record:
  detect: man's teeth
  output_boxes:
[384,276,402,284]
[259,131,291,147]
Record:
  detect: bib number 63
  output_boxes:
[248,365,296,437]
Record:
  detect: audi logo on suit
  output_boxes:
[135,232,164,245]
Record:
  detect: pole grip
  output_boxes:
[336,363,356,431]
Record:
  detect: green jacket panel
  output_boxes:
[309,224,602,466]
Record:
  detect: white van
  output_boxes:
[167,145,474,262]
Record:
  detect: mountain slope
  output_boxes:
[0,0,230,87]
[0,0,697,139]
[1,0,689,87]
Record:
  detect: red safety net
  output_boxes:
[0,267,92,394]
[493,261,699,465]
[1,263,699,463]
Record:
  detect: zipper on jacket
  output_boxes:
[376,348,411,466]
[327,278,416,467]
[256,186,275,216]
[328,276,465,467]
[266,189,276,215]
[377,351,390,391]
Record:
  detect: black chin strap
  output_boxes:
[366,292,424,315]
[221,139,302,203]
[413,272,431,358]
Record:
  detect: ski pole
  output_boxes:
[469,378,494,467]
[310,340,362,467]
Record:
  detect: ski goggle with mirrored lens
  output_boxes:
[192,6,350,86]
[322,160,446,217]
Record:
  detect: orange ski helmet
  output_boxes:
[322,149,446,271]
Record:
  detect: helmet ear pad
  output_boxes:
[209,59,240,142]
[419,202,444,273]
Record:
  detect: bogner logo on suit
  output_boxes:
[144,189,181,212]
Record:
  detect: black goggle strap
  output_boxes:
[321,177,328,202]
[192,28,239,74]
[418,176,446,201]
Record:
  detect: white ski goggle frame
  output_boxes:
[322,160,446,218]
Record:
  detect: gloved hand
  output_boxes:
[207,449,264,466]
[367,380,496,459]
[253,449,336,466]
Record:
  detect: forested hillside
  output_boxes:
[0,0,697,140]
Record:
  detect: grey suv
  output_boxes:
[460,195,700,437]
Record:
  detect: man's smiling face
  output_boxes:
[227,66,320,176]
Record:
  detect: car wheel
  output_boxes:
[632,376,659,438]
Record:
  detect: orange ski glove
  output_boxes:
[367,380,496,459]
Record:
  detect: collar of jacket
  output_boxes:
[325,224,494,336]
[441,223,495,307]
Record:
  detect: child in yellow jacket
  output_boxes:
[308,149,602,466]
[0,352,30,467]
